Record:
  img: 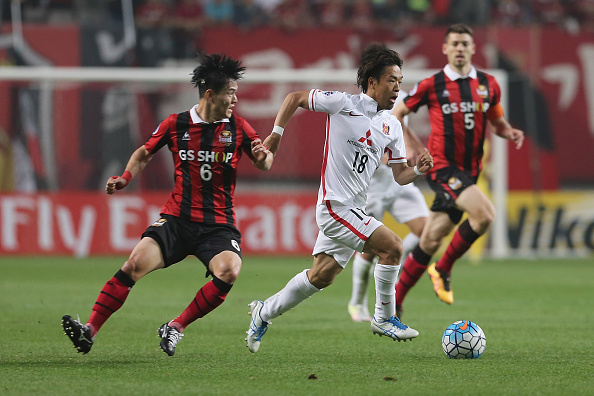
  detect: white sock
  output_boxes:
[260,269,321,322]
[374,263,401,321]
[349,254,373,306]
[401,233,420,266]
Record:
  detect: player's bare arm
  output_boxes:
[251,138,274,171]
[105,146,154,194]
[489,116,525,150]
[393,101,424,163]
[390,148,433,185]
[263,90,310,155]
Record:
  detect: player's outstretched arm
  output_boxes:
[105,146,153,195]
[263,90,310,155]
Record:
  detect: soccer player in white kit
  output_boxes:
[348,92,430,322]
[246,45,433,352]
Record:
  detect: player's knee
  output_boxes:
[213,263,241,284]
[378,244,403,266]
[121,254,146,280]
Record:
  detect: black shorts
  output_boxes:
[142,214,242,270]
[427,167,478,224]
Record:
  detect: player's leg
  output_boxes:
[396,211,455,308]
[435,185,494,274]
[348,251,375,322]
[246,251,337,353]
[62,237,164,354]
[363,226,418,341]
[348,191,386,321]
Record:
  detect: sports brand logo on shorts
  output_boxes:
[448,177,462,190]
[219,130,233,146]
[382,123,390,135]
[152,218,167,227]
[231,240,241,252]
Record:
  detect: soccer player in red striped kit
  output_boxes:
[392,23,524,312]
[62,53,273,356]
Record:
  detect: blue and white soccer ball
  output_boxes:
[441,320,486,359]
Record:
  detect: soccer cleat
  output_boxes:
[158,322,184,356]
[246,300,269,353]
[427,263,454,304]
[371,316,419,341]
[348,304,372,322]
[62,315,94,354]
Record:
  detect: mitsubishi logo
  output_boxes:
[358,130,372,146]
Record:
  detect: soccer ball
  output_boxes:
[441,320,486,359]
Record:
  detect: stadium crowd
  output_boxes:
[3,0,593,33]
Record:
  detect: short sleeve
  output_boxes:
[144,116,171,154]
[308,89,347,115]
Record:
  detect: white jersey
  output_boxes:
[308,89,407,208]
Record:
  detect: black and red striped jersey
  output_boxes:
[404,65,501,177]
[144,106,259,226]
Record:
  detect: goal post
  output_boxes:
[0,66,509,257]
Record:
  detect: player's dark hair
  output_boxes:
[445,23,474,41]
[357,43,403,93]
[191,53,246,97]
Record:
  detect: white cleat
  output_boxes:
[348,304,372,322]
[371,316,419,341]
[245,300,269,353]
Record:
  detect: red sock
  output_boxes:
[87,270,135,337]
[171,277,232,332]
[396,246,432,307]
[436,219,481,274]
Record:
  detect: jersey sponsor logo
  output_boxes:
[382,123,390,136]
[357,130,373,146]
[347,139,378,155]
[182,131,190,141]
[448,177,463,190]
[178,149,233,163]
[441,101,490,115]
[476,85,488,99]
[151,218,167,227]
[219,130,233,146]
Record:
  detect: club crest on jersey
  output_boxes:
[382,123,390,135]
[182,131,190,141]
[448,177,463,190]
[151,218,167,227]
[219,130,233,146]
[476,85,488,99]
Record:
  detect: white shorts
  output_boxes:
[366,182,429,224]
[312,200,383,268]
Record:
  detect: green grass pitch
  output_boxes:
[0,255,592,395]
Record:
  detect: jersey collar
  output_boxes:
[190,105,230,124]
[360,93,380,117]
[444,64,477,80]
